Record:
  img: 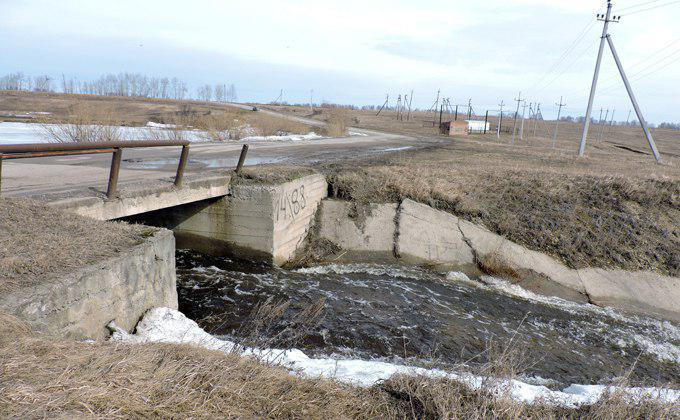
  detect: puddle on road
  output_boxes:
[125,156,285,170]
[383,146,413,152]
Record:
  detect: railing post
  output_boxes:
[107,148,123,199]
[235,144,249,174]
[174,145,190,187]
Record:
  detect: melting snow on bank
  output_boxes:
[110,307,679,409]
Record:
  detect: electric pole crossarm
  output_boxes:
[605,35,662,162]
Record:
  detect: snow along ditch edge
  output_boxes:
[109,307,680,409]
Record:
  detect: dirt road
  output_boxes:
[0,111,437,198]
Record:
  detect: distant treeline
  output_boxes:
[0,72,237,103]
[557,115,679,130]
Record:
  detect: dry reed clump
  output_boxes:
[477,251,521,281]
[243,112,314,137]
[321,109,350,137]
[39,101,125,143]
[0,198,149,294]
[198,298,325,352]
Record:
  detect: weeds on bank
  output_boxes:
[39,101,124,143]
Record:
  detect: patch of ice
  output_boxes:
[383,146,413,152]
[146,121,178,129]
[111,308,680,408]
[242,132,324,142]
[348,131,368,136]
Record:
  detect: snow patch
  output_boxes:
[111,308,680,408]
[242,132,324,142]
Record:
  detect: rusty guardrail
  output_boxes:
[0,140,190,198]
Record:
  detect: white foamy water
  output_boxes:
[466,275,680,364]
[110,308,679,408]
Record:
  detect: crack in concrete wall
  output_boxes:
[316,198,680,322]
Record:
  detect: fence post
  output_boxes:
[439,104,444,127]
[454,105,458,121]
[106,148,123,199]
[235,144,249,174]
[174,145,190,187]
[0,154,3,197]
[484,111,489,134]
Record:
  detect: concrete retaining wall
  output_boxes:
[0,229,177,339]
[318,198,680,322]
[397,200,475,269]
[318,201,397,259]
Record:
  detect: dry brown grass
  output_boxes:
[478,251,522,281]
[0,198,149,294]
[321,108,351,137]
[0,313,391,419]
[1,312,676,419]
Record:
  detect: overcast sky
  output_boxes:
[2,0,679,122]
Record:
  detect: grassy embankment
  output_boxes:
[0,198,150,295]
[1,310,677,419]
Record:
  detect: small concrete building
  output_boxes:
[466,120,491,133]
[440,120,490,136]
[439,121,469,136]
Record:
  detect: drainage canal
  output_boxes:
[175,249,680,387]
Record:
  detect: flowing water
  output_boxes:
[176,250,680,388]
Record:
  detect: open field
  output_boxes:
[0,91,317,139]
[267,104,680,159]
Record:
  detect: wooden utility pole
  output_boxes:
[519,101,528,141]
[376,94,389,116]
[497,100,505,138]
[553,96,566,148]
[407,90,413,121]
[512,92,522,144]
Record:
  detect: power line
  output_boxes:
[597,47,680,94]
[526,18,597,93]
[595,36,680,88]
[617,0,665,12]
[620,0,680,15]
[534,37,599,95]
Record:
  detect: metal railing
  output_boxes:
[0,140,190,198]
